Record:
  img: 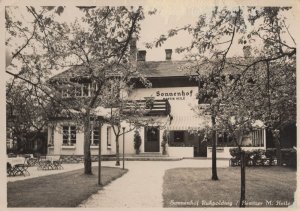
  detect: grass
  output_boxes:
[8,166,128,207]
[163,166,296,208]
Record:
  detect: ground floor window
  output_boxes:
[107,126,112,147]
[173,131,184,142]
[250,129,264,147]
[90,125,100,145]
[217,132,234,147]
[63,126,76,146]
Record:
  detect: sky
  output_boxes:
[5,3,297,73]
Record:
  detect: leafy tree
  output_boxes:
[149,6,296,180]
[6,6,146,174]
[147,6,295,207]
[7,81,46,153]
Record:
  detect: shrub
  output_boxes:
[265,148,276,159]
[229,147,297,168]
[229,147,240,159]
[161,131,168,155]
[281,148,297,168]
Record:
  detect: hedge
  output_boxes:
[229,148,296,168]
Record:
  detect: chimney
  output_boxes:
[242,45,251,58]
[137,50,146,61]
[165,49,172,61]
[129,36,137,62]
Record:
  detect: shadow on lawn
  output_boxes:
[7,166,128,207]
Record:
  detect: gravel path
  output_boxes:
[79,159,229,208]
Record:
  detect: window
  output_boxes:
[250,129,264,147]
[74,85,82,97]
[217,132,233,146]
[82,83,91,96]
[107,126,112,147]
[63,126,76,146]
[90,125,100,145]
[174,131,184,142]
[49,127,54,146]
[70,83,92,97]
[62,88,70,98]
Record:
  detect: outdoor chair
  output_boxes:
[7,157,30,176]
[7,162,15,176]
[37,155,63,170]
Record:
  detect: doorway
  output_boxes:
[144,127,160,152]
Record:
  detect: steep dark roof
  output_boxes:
[50,57,258,81]
[50,60,196,81]
[137,60,195,77]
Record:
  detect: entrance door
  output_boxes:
[144,127,160,152]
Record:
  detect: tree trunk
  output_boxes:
[273,130,282,166]
[239,150,246,207]
[115,135,120,166]
[211,115,218,180]
[84,113,92,174]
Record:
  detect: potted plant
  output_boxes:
[161,130,169,155]
[133,130,142,154]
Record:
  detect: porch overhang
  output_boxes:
[167,115,212,131]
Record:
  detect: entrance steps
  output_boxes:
[100,153,182,161]
[131,152,167,157]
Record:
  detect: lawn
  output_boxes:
[163,166,296,208]
[8,166,127,207]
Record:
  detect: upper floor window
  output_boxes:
[63,126,76,146]
[62,83,92,98]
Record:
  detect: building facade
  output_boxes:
[47,48,266,159]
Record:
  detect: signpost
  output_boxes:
[122,127,125,170]
[98,124,102,186]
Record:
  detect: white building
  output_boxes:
[47,47,266,160]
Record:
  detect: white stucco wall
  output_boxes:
[48,122,120,155]
[48,121,152,156]
[168,146,194,158]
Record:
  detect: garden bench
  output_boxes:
[7,157,30,177]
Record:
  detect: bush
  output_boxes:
[133,131,142,154]
[161,131,168,155]
[265,148,276,159]
[229,147,240,159]
[281,148,297,168]
[229,147,297,168]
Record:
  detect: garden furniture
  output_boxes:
[7,157,30,176]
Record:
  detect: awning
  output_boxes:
[167,115,211,131]
[137,116,170,128]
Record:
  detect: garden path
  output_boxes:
[79,159,229,208]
